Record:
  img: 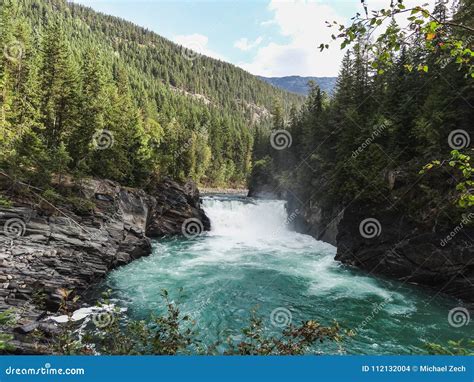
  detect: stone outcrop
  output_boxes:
[146,178,210,236]
[0,177,209,353]
[249,173,474,302]
[334,202,474,302]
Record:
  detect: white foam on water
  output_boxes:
[182,196,405,305]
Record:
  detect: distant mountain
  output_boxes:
[258,76,337,96]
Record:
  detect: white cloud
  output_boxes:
[234,36,264,51]
[173,33,226,61]
[260,19,277,27]
[240,0,346,77]
[240,0,437,77]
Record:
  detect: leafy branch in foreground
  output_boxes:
[225,310,345,355]
[421,149,474,208]
[51,290,345,355]
[427,339,474,355]
[321,0,473,76]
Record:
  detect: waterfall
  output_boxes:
[104,195,463,355]
[202,197,291,240]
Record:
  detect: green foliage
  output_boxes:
[67,196,96,215]
[0,0,303,190]
[226,310,343,355]
[426,339,474,355]
[322,0,473,77]
[0,310,15,351]
[251,1,473,215]
[0,196,13,207]
[50,291,344,355]
[42,188,62,203]
[421,150,474,208]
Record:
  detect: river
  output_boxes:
[103,195,466,354]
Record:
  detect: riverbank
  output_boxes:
[0,176,210,354]
[105,195,469,355]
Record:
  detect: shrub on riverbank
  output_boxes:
[50,290,344,356]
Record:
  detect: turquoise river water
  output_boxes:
[104,195,468,354]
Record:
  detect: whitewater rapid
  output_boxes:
[105,195,465,354]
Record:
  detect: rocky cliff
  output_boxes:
[249,177,474,303]
[0,177,209,353]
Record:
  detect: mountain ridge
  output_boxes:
[259,75,337,95]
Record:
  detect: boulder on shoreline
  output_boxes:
[0,177,210,354]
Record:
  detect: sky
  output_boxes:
[70,0,433,77]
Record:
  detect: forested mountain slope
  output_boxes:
[0,0,304,189]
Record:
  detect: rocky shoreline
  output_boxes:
[0,177,210,354]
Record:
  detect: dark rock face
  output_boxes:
[248,177,474,302]
[0,177,209,353]
[335,203,474,302]
[146,178,210,236]
[285,194,341,247]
